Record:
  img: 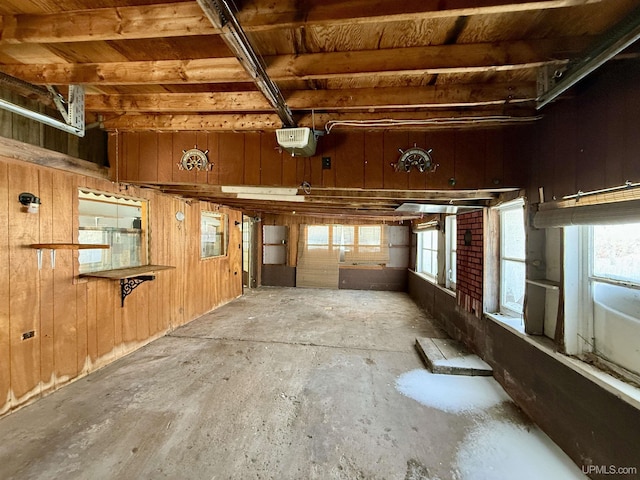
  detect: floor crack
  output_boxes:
[166,333,411,354]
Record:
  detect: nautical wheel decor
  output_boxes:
[392,144,438,173]
[178,147,212,171]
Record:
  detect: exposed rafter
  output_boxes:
[196,0,296,127]
[99,108,538,132]
[0,0,604,44]
[0,38,590,86]
[85,83,535,113]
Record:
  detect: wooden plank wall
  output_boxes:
[0,155,242,416]
[114,127,532,190]
[528,59,640,202]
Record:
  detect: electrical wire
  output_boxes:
[324,115,542,134]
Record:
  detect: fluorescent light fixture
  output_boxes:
[221,186,298,196]
[396,203,482,214]
[221,185,303,202]
[236,193,304,202]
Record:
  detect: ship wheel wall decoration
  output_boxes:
[178,147,212,171]
[393,144,438,173]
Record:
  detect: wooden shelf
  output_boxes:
[30,243,109,250]
[80,265,175,307]
[79,264,174,280]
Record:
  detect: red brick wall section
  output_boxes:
[457,211,483,317]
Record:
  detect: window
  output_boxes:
[417,229,438,281]
[302,224,388,264]
[578,222,640,377]
[499,200,526,316]
[445,215,457,290]
[592,223,640,284]
[201,211,228,258]
[307,225,330,250]
[536,197,640,380]
[78,190,148,273]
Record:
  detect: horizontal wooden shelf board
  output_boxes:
[79,264,175,280]
[30,243,109,249]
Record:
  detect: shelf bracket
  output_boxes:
[120,275,155,307]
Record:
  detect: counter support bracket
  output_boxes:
[120,275,155,307]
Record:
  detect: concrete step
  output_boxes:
[415,337,493,376]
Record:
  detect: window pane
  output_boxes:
[593,223,640,284]
[78,192,146,273]
[422,249,433,274]
[502,207,525,260]
[201,212,228,258]
[333,225,354,246]
[450,251,457,284]
[308,225,329,245]
[359,226,381,245]
[418,230,438,278]
[501,259,525,313]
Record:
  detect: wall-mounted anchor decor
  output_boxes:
[177,147,212,171]
[392,144,438,173]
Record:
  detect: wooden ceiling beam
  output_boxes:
[0,0,602,44]
[0,38,589,85]
[101,113,283,131]
[145,184,505,201]
[238,0,604,31]
[0,3,217,44]
[100,108,538,131]
[86,83,536,113]
[0,58,248,84]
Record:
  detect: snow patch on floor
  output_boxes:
[456,420,587,480]
[395,369,587,479]
[395,369,510,414]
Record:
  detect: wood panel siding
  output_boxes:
[114,126,532,191]
[529,58,640,203]
[0,152,242,416]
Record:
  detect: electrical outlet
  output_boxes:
[322,157,331,169]
[22,331,35,340]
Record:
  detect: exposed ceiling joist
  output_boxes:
[0,0,604,44]
[86,83,535,113]
[99,108,538,132]
[0,38,590,86]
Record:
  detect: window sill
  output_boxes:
[485,312,640,411]
[485,312,525,333]
[409,270,456,297]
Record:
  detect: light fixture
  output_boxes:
[18,192,40,213]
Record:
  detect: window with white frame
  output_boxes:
[201,211,228,258]
[568,222,640,377]
[445,215,457,291]
[498,199,526,316]
[534,197,640,380]
[417,229,438,281]
[78,190,148,273]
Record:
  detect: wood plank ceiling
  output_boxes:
[0,0,638,218]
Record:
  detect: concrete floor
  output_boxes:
[0,288,582,480]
